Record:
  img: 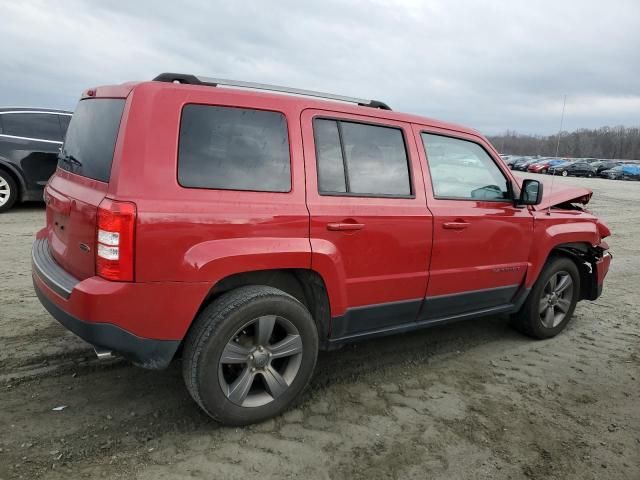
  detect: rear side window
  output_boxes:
[178,105,291,192]
[59,99,125,182]
[1,112,63,141]
[313,118,411,196]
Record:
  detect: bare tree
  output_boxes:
[488,126,640,160]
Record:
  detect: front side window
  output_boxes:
[421,133,510,201]
[313,118,411,196]
[1,113,63,141]
[178,105,291,192]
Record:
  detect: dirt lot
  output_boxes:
[0,174,638,480]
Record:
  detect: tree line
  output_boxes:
[487,126,640,160]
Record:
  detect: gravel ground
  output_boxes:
[0,174,638,480]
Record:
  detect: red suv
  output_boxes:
[32,73,612,425]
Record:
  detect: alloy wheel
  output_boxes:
[0,176,10,207]
[218,315,303,407]
[539,271,573,328]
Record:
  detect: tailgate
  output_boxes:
[45,175,107,280]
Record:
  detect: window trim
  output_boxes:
[420,131,514,203]
[176,103,293,194]
[312,115,415,199]
[0,111,71,144]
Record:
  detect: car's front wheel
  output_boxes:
[0,170,18,213]
[561,170,568,177]
[511,256,580,339]
[182,285,318,425]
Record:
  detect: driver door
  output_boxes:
[413,126,534,319]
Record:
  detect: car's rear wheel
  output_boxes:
[541,168,547,174]
[561,170,568,177]
[511,256,580,339]
[0,170,18,213]
[182,285,318,425]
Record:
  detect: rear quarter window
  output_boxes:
[1,112,63,141]
[178,104,291,192]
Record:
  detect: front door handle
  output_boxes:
[443,221,470,230]
[327,222,365,231]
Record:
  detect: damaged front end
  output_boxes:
[555,240,612,301]
[533,184,593,212]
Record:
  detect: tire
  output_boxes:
[0,170,18,213]
[182,285,318,425]
[541,168,547,174]
[561,170,568,177]
[511,256,580,339]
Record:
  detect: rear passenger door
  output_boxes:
[414,126,533,320]
[301,109,433,339]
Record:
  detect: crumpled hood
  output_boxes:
[515,177,593,211]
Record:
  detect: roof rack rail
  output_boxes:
[153,73,391,110]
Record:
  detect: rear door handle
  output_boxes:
[443,221,470,230]
[327,222,365,231]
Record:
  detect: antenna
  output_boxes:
[547,94,567,216]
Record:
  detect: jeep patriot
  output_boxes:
[32,73,612,424]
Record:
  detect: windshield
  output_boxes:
[59,98,125,182]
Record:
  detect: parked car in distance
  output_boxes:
[528,159,567,174]
[591,160,621,174]
[513,157,544,171]
[32,73,612,425]
[0,107,72,212]
[548,161,598,177]
[600,164,640,180]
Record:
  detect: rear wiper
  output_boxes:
[58,153,83,168]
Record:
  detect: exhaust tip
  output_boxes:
[94,346,115,361]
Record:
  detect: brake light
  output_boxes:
[96,198,136,281]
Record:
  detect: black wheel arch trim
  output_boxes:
[551,243,605,301]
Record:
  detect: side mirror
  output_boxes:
[518,179,543,205]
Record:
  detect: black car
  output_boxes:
[548,161,597,177]
[0,107,72,212]
[591,160,621,174]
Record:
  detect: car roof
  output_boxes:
[0,107,72,115]
[86,77,483,139]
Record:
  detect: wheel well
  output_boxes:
[196,269,332,342]
[549,243,602,301]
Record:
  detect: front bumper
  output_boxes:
[31,236,208,369]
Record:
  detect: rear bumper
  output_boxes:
[32,236,210,369]
[33,280,179,369]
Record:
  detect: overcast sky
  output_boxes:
[1,0,638,135]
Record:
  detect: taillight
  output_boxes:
[96,198,136,281]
